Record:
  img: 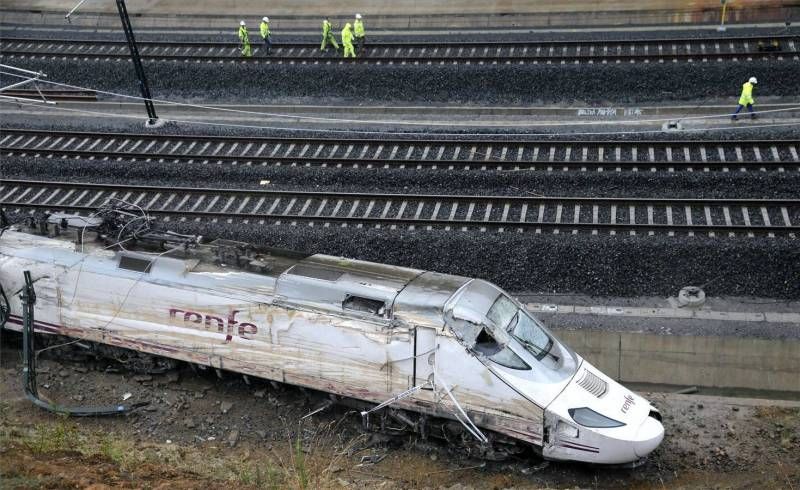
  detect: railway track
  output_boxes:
[2,129,799,172]
[1,180,797,237]
[1,35,797,64]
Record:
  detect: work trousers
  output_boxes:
[240,41,252,57]
[343,42,355,58]
[354,35,365,55]
[262,36,271,55]
[732,103,755,119]
[321,33,339,51]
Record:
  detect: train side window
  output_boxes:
[118,255,153,273]
[343,295,387,317]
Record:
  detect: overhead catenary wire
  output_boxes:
[1,71,799,135]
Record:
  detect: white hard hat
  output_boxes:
[263,16,269,22]
[749,77,757,84]
[240,20,245,26]
[355,13,362,19]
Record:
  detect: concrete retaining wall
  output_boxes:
[2,4,797,30]
[555,329,800,393]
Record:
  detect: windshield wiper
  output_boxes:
[516,337,560,363]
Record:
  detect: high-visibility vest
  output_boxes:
[238,26,249,42]
[342,26,354,44]
[260,21,270,38]
[354,19,365,37]
[322,20,332,36]
[738,82,754,105]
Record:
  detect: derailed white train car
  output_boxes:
[0,222,663,465]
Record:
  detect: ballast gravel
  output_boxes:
[3,156,800,199]
[161,220,800,300]
[2,113,798,300]
[5,207,795,299]
[7,57,799,105]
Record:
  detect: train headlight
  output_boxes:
[568,407,626,428]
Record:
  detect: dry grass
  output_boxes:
[268,418,367,489]
[1,413,366,489]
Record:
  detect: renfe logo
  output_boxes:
[169,308,258,342]
[621,394,636,414]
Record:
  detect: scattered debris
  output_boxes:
[357,453,386,467]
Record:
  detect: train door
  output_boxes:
[414,326,437,390]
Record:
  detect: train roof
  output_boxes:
[2,228,472,329]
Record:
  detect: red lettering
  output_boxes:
[238,323,257,339]
[184,312,202,324]
[204,315,225,333]
[167,307,258,340]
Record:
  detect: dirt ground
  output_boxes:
[1,336,798,489]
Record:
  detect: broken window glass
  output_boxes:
[487,294,553,362]
[474,327,530,370]
[343,295,386,317]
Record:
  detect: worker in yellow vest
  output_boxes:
[321,17,339,53]
[238,21,252,57]
[260,17,271,56]
[342,22,356,58]
[353,13,365,56]
[732,77,757,120]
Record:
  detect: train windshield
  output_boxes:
[487,294,554,362]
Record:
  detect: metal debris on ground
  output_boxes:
[356,453,386,467]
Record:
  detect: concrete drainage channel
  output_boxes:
[553,328,799,394]
[523,293,800,396]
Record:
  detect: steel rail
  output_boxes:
[2,128,797,148]
[4,147,798,172]
[1,180,797,236]
[2,129,798,171]
[3,34,796,47]
[3,51,794,64]
[2,34,796,63]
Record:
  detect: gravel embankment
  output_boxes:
[166,221,800,299]
[6,57,799,105]
[4,208,796,299]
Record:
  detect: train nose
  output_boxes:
[633,415,665,458]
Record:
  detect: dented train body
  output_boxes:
[0,227,663,465]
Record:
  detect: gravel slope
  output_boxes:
[4,156,800,198]
[6,57,799,105]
